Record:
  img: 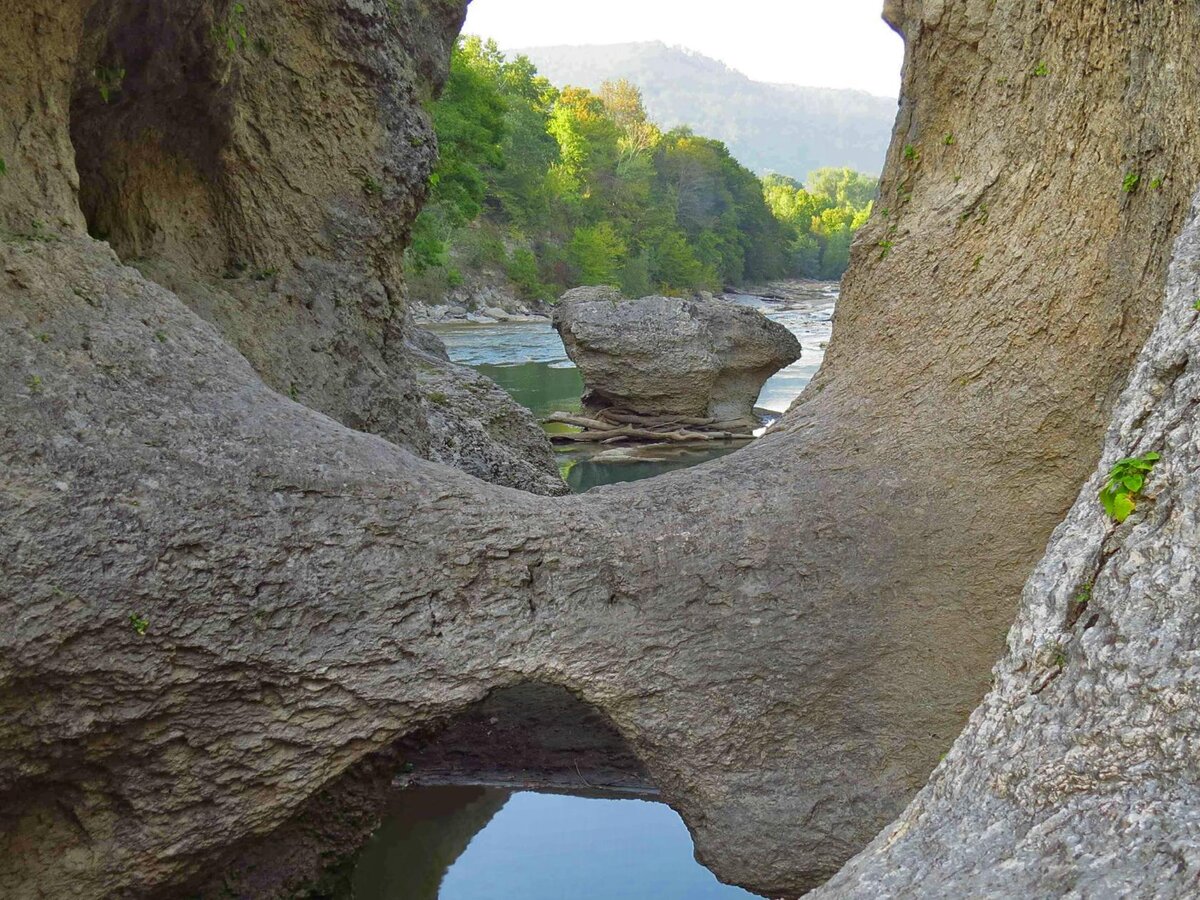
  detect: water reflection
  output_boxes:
[336,787,757,900]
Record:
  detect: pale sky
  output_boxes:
[463,0,904,97]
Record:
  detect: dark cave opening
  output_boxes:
[68,0,233,269]
[393,682,652,794]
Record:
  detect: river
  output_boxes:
[432,284,837,491]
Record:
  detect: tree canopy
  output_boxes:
[408,38,878,300]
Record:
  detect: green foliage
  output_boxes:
[903,144,920,162]
[0,158,6,176]
[362,175,383,196]
[1032,61,1049,77]
[409,38,872,298]
[1099,452,1160,523]
[1122,171,1141,194]
[943,133,956,146]
[213,3,249,53]
[506,247,549,300]
[95,65,126,104]
[762,170,877,279]
[618,248,653,299]
[1150,176,1164,190]
[1193,298,1200,311]
[1075,583,1092,608]
[130,613,149,636]
[26,374,43,393]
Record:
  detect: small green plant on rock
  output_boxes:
[0,158,7,176]
[1075,583,1092,608]
[877,239,894,260]
[1032,61,1049,77]
[26,374,43,393]
[95,65,126,103]
[214,3,249,53]
[903,144,920,162]
[1193,298,1200,311]
[1100,452,1160,523]
[1150,176,1164,190]
[130,613,149,636]
[1122,171,1141,194]
[944,133,956,146]
[362,175,383,196]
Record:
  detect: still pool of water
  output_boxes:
[335,787,758,900]
[430,285,837,491]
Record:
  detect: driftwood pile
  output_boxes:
[545,409,759,445]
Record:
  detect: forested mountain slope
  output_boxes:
[515,41,896,178]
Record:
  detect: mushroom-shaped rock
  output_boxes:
[552,291,802,422]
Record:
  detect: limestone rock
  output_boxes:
[553,292,801,420]
[815,186,1200,900]
[7,0,1200,898]
[411,347,570,496]
[0,0,560,496]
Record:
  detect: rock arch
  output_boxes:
[2,0,1200,898]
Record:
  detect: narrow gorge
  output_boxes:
[2,1,1199,898]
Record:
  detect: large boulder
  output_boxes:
[552,290,801,421]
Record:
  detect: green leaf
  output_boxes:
[0,158,7,176]
[1110,492,1136,523]
[1121,474,1145,493]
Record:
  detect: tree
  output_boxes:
[599,79,661,163]
[567,222,627,285]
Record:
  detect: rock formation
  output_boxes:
[816,184,1200,900]
[407,333,569,496]
[4,0,1200,898]
[553,289,801,421]
[0,0,562,496]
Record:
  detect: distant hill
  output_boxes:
[513,42,896,180]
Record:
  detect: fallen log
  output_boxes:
[545,412,620,431]
[550,426,743,444]
[602,411,717,428]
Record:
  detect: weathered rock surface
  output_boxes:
[553,290,802,420]
[409,339,570,496]
[0,0,562,496]
[409,271,550,323]
[817,184,1200,900]
[6,0,1200,898]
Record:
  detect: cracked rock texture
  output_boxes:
[4,0,1200,898]
[817,184,1200,900]
[1,0,563,495]
[553,291,802,421]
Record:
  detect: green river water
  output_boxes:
[434,286,837,492]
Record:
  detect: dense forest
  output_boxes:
[408,38,879,301]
